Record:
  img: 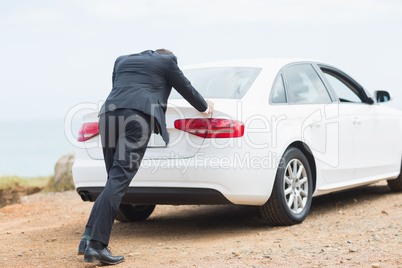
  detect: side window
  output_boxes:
[283,64,332,104]
[270,74,287,104]
[322,72,363,103]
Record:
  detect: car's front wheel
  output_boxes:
[260,147,313,226]
[115,204,156,222]
[387,163,402,191]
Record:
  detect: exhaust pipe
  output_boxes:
[79,191,95,202]
[79,191,88,201]
[86,193,94,202]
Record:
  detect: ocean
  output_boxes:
[0,119,80,177]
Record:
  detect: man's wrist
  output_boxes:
[202,105,209,114]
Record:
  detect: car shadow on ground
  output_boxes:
[112,183,396,238]
[114,204,267,238]
[310,182,394,215]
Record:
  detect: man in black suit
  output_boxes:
[79,49,213,265]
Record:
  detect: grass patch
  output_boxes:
[0,176,51,208]
[0,176,50,190]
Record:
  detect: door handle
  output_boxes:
[352,117,362,127]
[308,120,321,129]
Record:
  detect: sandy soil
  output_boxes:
[0,181,401,267]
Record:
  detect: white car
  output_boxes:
[72,59,402,225]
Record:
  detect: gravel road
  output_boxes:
[0,181,401,267]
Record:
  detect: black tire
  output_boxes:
[387,171,402,191]
[260,147,313,226]
[115,204,156,222]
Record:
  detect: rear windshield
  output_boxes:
[170,67,262,99]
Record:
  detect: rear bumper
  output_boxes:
[76,187,233,205]
[73,148,278,206]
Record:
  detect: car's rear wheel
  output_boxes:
[115,204,156,222]
[260,147,313,226]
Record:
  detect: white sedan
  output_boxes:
[72,59,402,225]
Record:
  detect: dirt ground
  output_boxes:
[0,181,401,267]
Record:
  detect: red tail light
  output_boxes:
[174,118,244,138]
[77,122,99,141]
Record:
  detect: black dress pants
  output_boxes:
[85,109,152,246]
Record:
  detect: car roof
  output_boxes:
[183,58,328,70]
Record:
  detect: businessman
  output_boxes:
[78,49,213,265]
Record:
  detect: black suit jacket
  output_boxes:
[99,50,208,143]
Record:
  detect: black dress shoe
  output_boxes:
[78,237,89,255]
[84,244,124,265]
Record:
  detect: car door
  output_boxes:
[319,65,399,180]
[281,63,356,184]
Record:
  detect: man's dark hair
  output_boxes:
[156,48,174,55]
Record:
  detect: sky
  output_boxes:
[1,0,402,122]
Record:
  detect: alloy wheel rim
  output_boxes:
[283,158,309,214]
